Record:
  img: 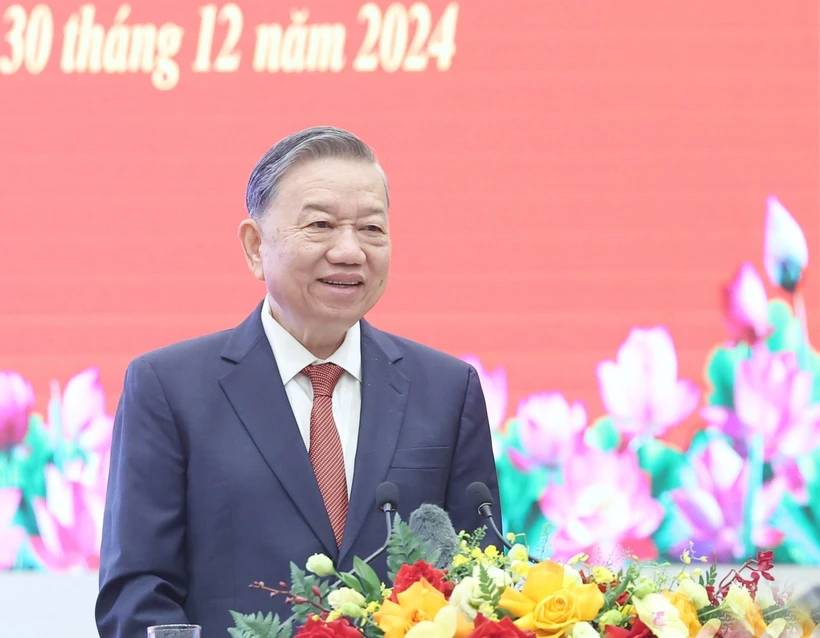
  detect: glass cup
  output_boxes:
[147,624,202,638]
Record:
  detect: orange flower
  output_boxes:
[662,591,702,638]
[498,561,604,638]
[373,579,473,638]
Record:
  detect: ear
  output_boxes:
[238,217,265,281]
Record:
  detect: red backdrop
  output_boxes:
[1,1,817,447]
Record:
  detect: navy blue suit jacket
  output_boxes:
[96,303,501,637]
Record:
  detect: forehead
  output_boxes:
[276,157,388,211]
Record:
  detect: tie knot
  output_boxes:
[302,363,344,397]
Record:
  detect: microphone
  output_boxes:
[466,481,540,563]
[408,504,460,570]
[359,481,400,564]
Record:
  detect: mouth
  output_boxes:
[319,278,364,288]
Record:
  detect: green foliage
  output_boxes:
[603,564,638,610]
[637,440,688,497]
[699,561,718,588]
[766,300,802,353]
[769,494,820,564]
[494,419,549,534]
[386,513,439,581]
[228,611,291,638]
[288,563,330,624]
[353,556,383,601]
[703,344,749,408]
[584,417,621,453]
[335,570,365,596]
[476,564,502,608]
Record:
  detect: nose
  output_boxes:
[327,227,366,265]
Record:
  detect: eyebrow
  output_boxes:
[301,202,387,216]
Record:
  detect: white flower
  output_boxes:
[327,587,366,611]
[721,584,755,620]
[305,553,334,577]
[566,622,601,638]
[472,565,510,589]
[633,594,689,638]
[563,565,583,587]
[449,577,482,620]
[676,579,711,610]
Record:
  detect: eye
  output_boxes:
[311,221,332,229]
[364,225,384,233]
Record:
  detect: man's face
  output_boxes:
[244,157,391,340]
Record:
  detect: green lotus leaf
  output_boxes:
[637,439,688,497]
[583,416,620,453]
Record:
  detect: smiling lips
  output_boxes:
[319,275,364,288]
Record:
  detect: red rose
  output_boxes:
[605,619,653,638]
[467,614,536,638]
[295,617,362,638]
[390,560,454,601]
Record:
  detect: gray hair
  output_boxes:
[245,126,389,219]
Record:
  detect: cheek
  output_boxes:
[366,245,391,276]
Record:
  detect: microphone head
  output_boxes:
[408,504,460,570]
[376,482,399,510]
[466,482,493,513]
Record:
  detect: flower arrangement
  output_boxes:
[228,515,817,638]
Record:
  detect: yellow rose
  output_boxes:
[663,591,702,638]
[499,561,604,638]
[374,580,473,638]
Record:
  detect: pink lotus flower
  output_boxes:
[702,345,820,503]
[0,371,35,449]
[721,262,771,344]
[764,196,809,292]
[0,487,25,569]
[508,392,586,470]
[540,445,664,562]
[29,463,103,571]
[669,438,785,561]
[50,368,113,453]
[596,327,700,445]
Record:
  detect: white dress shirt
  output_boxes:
[260,296,361,495]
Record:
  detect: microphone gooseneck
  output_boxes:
[466,481,540,563]
[359,481,399,565]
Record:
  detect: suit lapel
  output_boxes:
[339,322,409,562]
[218,304,338,558]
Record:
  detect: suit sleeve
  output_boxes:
[445,365,503,540]
[96,356,190,637]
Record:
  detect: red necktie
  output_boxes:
[302,363,348,547]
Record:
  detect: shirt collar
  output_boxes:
[260,295,362,385]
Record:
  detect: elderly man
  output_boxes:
[96,126,500,637]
